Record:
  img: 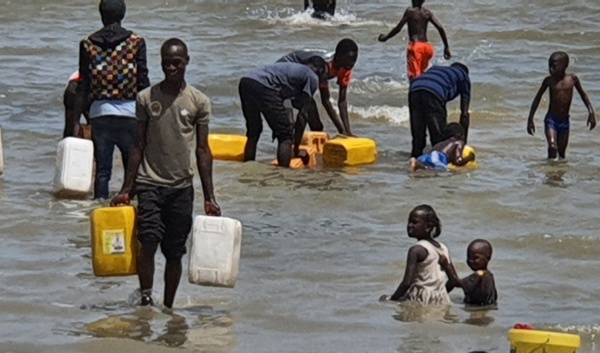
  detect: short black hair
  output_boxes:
[412,204,442,238]
[451,62,469,75]
[468,239,493,258]
[550,51,569,66]
[161,38,188,56]
[334,38,358,60]
[444,122,465,140]
[99,0,126,24]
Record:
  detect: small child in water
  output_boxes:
[527,51,596,159]
[410,123,474,172]
[441,239,497,306]
[380,204,460,305]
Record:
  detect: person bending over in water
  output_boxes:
[380,204,460,305]
[410,123,474,172]
[304,0,336,19]
[527,51,596,160]
[277,39,358,136]
[378,0,451,80]
[441,239,497,306]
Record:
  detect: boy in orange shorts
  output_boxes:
[378,0,451,80]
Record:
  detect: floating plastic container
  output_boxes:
[189,215,242,288]
[208,134,247,162]
[301,131,329,154]
[448,145,479,171]
[323,137,377,167]
[508,329,580,353]
[271,145,317,169]
[54,137,94,198]
[0,125,4,175]
[90,206,137,276]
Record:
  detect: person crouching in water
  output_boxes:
[239,57,329,168]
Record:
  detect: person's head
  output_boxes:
[466,239,493,271]
[407,204,442,240]
[99,0,126,26]
[161,38,190,83]
[307,56,330,81]
[451,62,469,75]
[443,122,465,141]
[412,0,425,7]
[333,38,358,70]
[548,51,569,78]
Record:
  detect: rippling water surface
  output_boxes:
[1,0,600,352]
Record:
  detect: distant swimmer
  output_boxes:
[442,239,498,306]
[277,39,359,136]
[409,123,474,172]
[239,58,329,167]
[379,205,460,305]
[408,63,471,158]
[378,0,451,81]
[527,51,596,160]
[304,0,336,19]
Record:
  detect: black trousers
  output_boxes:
[408,90,447,157]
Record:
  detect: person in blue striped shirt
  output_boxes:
[408,63,470,157]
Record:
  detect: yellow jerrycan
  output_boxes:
[208,134,247,162]
[90,206,138,276]
[508,328,580,353]
[323,136,377,167]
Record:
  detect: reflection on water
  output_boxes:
[81,305,236,351]
[392,302,458,324]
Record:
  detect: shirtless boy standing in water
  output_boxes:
[378,0,451,80]
[527,51,596,159]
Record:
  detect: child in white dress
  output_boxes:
[380,204,460,305]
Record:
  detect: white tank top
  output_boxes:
[404,239,451,305]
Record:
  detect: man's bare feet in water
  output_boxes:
[409,157,418,173]
[141,289,154,306]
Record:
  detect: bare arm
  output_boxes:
[527,77,549,135]
[573,74,596,130]
[429,13,451,59]
[319,84,346,134]
[196,123,221,216]
[387,245,428,301]
[439,254,462,292]
[459,93,471,143]
[378,9,408,42]
[111,121,147,206]
[337,85,352,136]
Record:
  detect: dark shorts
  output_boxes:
[137,186,194,260]
[408,90,447,157]
[544,113,570,134]
[239,77,294,142]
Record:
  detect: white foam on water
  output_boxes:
[248,7,384,27]
[349,104,410,126]
[351,75,409,95]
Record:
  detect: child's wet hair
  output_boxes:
[161,38,188,56]
[412,0,425,7]
[334,38,358,60]
[443,122,465,140]
[550,51,569,66]
[468,239,493,258]
[412,204,442,238]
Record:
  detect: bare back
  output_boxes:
[432,137,464,164]
[405,7,432,42]
[546,74,576,118]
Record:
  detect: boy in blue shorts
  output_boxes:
[410,123,474,172]
[527,51,596,159]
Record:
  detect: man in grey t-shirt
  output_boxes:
[112,38,220,309]
[239,57,329,168]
